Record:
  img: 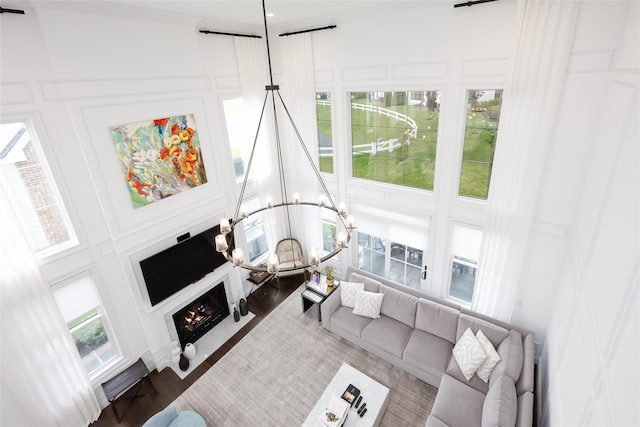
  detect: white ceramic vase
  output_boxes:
[183,343,196,360]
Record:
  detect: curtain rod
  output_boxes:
[0,6,25,14]
[279,25,336,37]
[199,30,261,39]
[454,0,498,7]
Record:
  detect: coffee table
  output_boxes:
[302,363,390,427]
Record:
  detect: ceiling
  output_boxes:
[98,0,423,31]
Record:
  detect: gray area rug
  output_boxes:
[172,285,436,426]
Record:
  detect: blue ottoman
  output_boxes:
[142,406,206,427]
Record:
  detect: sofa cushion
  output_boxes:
[415,298,460,343]
[452,328,487,381]
[330,305,371,337]
[340,281,364,308]
[481,375,517,427]
[445,353,490,395]
[457,313,509,348]
[352,290,384,318]
[348,272,382,292]
[476,329,501,383]
[379,284,418,327]
[430,374,484,427]
[426,415,450,427]
[361,316,412,358]
[403,329,453,379]
[490,330,524,387]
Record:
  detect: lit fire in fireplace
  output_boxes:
[181,304,214,332]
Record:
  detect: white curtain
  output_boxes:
[234,36,281,244]
[472,0,579,322]
[279,33,321,251]
[0,187,101,426]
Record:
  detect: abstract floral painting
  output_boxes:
[110,114,207,208]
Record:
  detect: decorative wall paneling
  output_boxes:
[0,82,34,104]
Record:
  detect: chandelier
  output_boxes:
[214,0,354,274]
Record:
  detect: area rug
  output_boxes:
[171,285,437,426]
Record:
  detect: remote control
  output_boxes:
[355,396,362,408]
[359,408,367,417]
[358,403,367,415]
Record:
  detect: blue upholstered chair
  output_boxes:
[142,406,206,427]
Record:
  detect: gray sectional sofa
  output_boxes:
[320,267,535,427]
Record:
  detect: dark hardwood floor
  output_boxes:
[90,274,303,427]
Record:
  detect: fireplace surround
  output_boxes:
[172,282,230,350]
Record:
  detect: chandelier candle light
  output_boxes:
[215,0,353,274]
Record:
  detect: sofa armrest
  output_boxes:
[517,333,535,394]
[321,287,342,330]
[516,391,534,427]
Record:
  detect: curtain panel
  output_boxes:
[472,0,579,322]
[0,186,101,426]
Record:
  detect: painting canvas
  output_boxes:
[109,114,207,208]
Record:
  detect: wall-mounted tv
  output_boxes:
[140,225,229,306]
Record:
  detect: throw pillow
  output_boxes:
[352,290,384,319]
[340,281,365,308]
[452,327,487,381]
[475,329,501,382]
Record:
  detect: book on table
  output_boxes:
[319,395,350,427]
[307,271,332,296]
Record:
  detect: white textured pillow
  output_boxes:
[340,281,365,308]
[452,327,487,380]
[475,329,501,382]
[352,290,384,319]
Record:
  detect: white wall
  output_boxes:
[538,2,639,426]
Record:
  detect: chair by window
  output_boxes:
[275,238,305,277]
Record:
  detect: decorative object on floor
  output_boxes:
[215,0,354,274]
[101,357,158,422]
[239,297,248,316]
[183,343,196,361]
[233,304,240,322]
[178,354,189,371]
[109,114,207,208]
[170,287,436,426]
[170,341,181,364]
[142,406,206,427]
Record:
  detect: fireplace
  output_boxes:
[172,282,230,350]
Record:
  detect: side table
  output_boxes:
[301,281,339,321]
[246,270,274,296]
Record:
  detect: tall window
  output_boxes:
[316,92,333,174]
[449,223,482,303]
[459,89,503,199]
[222,98,252,181]
[351,90,440,190]
[52,272,118,377]
[242,198,268,263]
[0,121,77,257]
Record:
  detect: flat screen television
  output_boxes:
[140,225,229,306]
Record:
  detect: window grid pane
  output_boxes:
[0,122,75,254]
[351,91,440,190]
[316,92,333,174]
[459,90,503,199]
